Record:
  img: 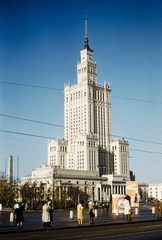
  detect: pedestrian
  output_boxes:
[9,203,13,212]
[105,202,109,215]
[25,203,28,211]
[159,199,162,218]
[123,196,131,221]
[89,207,95,224]
[14,203,25,229]
[0,203,2,214]
[101,202,105,214]
[77,201,84,225]
[48,200,53,227]
[42,201,50,228]
[134,193,138,203]
[88,201,95,224]
[154,199,159,219]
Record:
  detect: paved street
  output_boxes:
[0,204,159,234]
[1,219,162,240]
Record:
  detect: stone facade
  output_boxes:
[47,19,130,179]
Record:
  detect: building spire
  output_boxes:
[83,16,93,51]
[84,16,89,47]
[85,16,88,42]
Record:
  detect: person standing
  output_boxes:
[0,203,2,214]
[14,203,25,229]
[105,202,109,215]
[101,202,105,214]
[77,202,84,225]
[159,199,162,218]
[89,207,95,224]
[123,196,131,221]
[48,200,53,227]
[88,201,95,224]
[154,199,159,219]
[42,201,50,228]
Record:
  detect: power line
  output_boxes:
[1,129,162,156]
[0,114,64,128]
[1,113,162,146]
[0,135,46,145]
[0,81,63,91]
[1,80,162,105]
[111,96,162,105]
[0,129,53,139]
[129,148,162,155]
[112,134,162,146]
[0,144,46,151]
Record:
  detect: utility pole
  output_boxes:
[78,194,80,204]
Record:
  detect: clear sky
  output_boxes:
[0,0,162,184]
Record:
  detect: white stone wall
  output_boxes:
[110,139,129,178]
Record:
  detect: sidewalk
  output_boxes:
[0,205,159,234]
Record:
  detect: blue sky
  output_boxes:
[0,0,162,184]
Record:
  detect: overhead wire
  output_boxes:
[1,80,162,104]
[1,81,162,155]
[0,113,64,128]
[0,81,63,91]
[0,113,162,146]
[1,129,162,156]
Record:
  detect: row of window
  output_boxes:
[66,91,87,102]
[66,88,109,103]
[50,146,67,152]
[112,145,127,152]
[121,145,127,152]
[89,89,109,102]
[78,64,96,74]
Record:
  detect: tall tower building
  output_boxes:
[48,18,130,179]
[64,18,112,174]
[8,154,13,183]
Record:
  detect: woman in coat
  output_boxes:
[14,203,24,229]
[77,202,84,225]
[88,201,95,224]
[48,200,53,227]
[42,201,50,228]
[123,196,131,221]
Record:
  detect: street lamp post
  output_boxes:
[97,165,105,202]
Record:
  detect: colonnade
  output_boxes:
[112,184,126,195]
[98,183,126,201]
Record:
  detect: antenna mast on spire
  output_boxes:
[85,15,88,39]
[83,16,93,51]
[84,16,89,46]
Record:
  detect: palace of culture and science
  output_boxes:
[22,19,133,202]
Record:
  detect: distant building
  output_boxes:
[130,171,136,181]
[139,183,162,202]
[8,155,13,183]
[148,183,162,201]
[21,164,128,202]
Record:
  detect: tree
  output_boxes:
[20,181,33,204]
[0,173,17,207]
[68,186,89,207]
